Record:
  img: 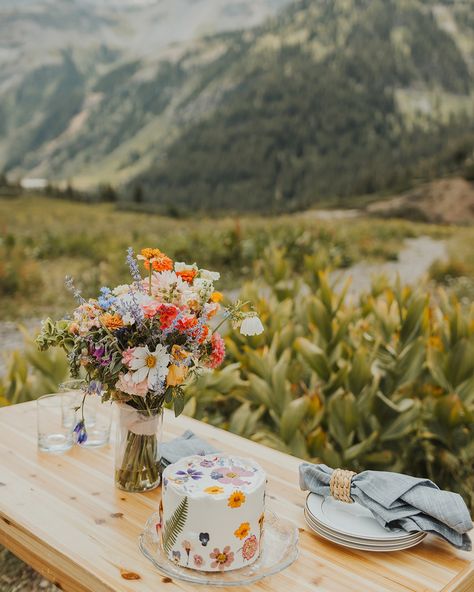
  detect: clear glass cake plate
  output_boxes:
[138,510,299,586]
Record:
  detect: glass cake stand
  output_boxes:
[138,510,299,586]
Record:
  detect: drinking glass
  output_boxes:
[59,380,112,448]
[37,393,76,453]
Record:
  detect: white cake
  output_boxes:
[160,454,266,571]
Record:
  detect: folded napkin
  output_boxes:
[160,430,219,470]
[299,463,473,551]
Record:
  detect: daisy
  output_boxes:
[130,345,170,389]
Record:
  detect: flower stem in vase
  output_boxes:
[115,406,163,492]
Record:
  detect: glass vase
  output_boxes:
[114,404,163,492]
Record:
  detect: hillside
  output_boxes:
[367,177,474,225]
[1,0,474,213]
[0,0,291,181]
[129,0,474,212]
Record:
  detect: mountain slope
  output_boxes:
[129,0,474,212]
[0,0,291,180]
[1,0,474,214]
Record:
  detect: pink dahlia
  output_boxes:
[207,333,225,369]
[115,372,148,397]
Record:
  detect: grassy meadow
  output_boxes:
[1,194,471,320]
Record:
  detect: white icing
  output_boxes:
[160,454,266,572]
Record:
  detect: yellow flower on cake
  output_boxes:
[234,522,251,539]
[204,486,224,495]
[228,490,246,508]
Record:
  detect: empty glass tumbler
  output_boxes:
[37,393,77,453]
[59,380,112,448]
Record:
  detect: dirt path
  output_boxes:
[331,236,447,296]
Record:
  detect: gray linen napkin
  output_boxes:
[300,463,473,551]
[160,430,219,470]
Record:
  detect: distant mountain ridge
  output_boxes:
[1,0,474,212]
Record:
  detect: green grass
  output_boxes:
[0,194,465,320]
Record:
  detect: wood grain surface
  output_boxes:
[0,401,472,592]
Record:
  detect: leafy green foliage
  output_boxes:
[183,254,474,511]
[162,497,188,554]
[0,330,69,407]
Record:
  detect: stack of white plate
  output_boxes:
[305,493,426,551]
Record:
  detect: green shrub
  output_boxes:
[184,259,474,511]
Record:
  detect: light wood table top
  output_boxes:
[0,401,472,592]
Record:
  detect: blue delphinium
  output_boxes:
[98,287,116,309]
[73,419,87,444]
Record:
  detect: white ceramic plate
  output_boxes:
[304,509,426,552]
[305,509,425,547]
[306,493,421,542]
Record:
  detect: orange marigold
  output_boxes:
[210,291,223,303]
[176,269,197,283]
[100,313,124,331]
[140,248,173,272]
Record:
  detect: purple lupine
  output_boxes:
[86,381,102,395]
[64,276,86,304]
[126,247,143,286]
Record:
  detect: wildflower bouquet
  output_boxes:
[37,247,263,491]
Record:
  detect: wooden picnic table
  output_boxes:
[0,401,473,592]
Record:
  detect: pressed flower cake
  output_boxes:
[160,454,266,571]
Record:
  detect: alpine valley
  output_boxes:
[1,0,474,212]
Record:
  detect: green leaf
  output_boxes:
[162,497,188,554]
[380,403,420,442]
[307,298,332,343]
[294,338,330,381]
[280,396,310,443]
[328,391,357,449]
[445,340,474,389]
[173,389,185,417]
[344,431,379,461]
[400,297,426,345]
[348,349,373,396]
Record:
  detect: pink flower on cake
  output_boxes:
[218,466,254,486]
[115,372,148,397]
[210,546,234,570]
[193,554,204,567]
[242,535,258,561]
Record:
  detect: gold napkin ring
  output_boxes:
[330,468,357,503]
